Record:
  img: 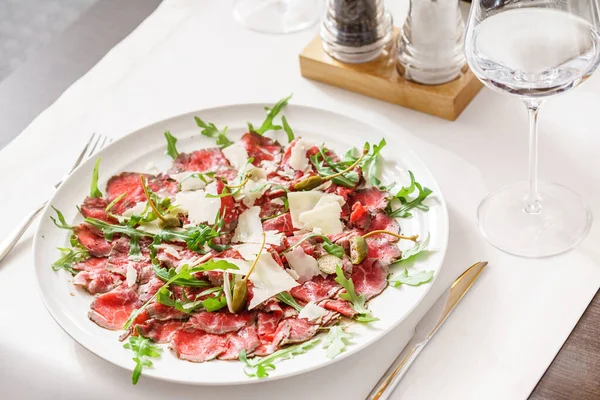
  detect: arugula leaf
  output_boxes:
[398,233,430,261]
[201,295,227,312]
[198,258,240,272]
[276,292,303,312]
[195,116,233,148]
[152,263,209,287]
[239,336,320,378]
[156,286,226,313]
[322,325,351,359]
[353,314,379,323]
[164,130,179,159]
[176,172,216,191]
[151,221,224,255]
[389,269,434,287]
[322,238,345,258]
[123,334,162,385]
[387,171,433,218]
[282,234,345,259]
[281,116,294,142]
[198,286,225,296]
[85,217,151,258]
[309,151,358,188]
[362,139,386,186]
[343,139,387,187]
[254,94,292,135]
[105,192,127,213]
[334,265,378,322]
[90,158,103,198]
[85,217,152,241]
[51,247,89,274]
[50,206,73,230]
[124,264,196,329]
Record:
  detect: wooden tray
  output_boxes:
[299,33,483,121]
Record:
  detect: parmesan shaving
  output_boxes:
[248,252,300,310]
[154,243,183,259]
[232,207,282,245]
[233,243,263,261]
[222,142,249,169]
[122,201,148,218]
[241,179,268,207]
[126,263,137,287]
[299,201,344,234]
[285,246,320,283]
[223,273,234,313]
[298,301,328,321]
[174,181,221,225]
[170,172,207,191]
[288,191,325,228]
[288,191,345,234]
[289,139,312,172]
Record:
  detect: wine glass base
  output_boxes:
[477,182,592,258]
[233,0,321,34]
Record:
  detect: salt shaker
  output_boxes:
[321,0,394,63]
[397,0,466,84]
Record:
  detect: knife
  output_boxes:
[366,261,488,400]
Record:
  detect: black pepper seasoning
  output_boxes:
[321,0,393,63]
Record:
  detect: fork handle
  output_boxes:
[0,201,46,263]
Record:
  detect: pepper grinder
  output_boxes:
[321,0,394,64]
[397,0,466,85]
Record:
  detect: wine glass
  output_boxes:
[464,0,600,257]
[233,0,323,34]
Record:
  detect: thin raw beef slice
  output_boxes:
[169,329,228,362]
[350,258,390,300]
[171,148,231,173]
[136,319,185,344]
[105,172,151,214]
[290,275,341,303]
[186,311,256,335]
[218,326,261,360]
[88,286,140,330]
[80,196,112,222]
[73,223,113,257]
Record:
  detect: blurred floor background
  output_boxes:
[0,0,98,82]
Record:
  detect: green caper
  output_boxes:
[293,176,325,191]
[230,278,248,314]
[350,235,368,265]
[317,254,343,275]
[157,214,182,229]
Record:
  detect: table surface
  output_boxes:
[0,1,598,398]
[530,290,600,400]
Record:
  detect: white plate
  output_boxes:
[33,104,448,385]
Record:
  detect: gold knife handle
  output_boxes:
[366,337,426,400]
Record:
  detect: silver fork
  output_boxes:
[0,133,112,262]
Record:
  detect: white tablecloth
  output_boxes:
[2,1,599,399]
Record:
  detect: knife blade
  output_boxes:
[366,261,488,400]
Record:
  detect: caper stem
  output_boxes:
[242,232,267,282]
[324,148,368,181]
[140,175,169,224]
[362,230,419,242]
[223,174,252,189]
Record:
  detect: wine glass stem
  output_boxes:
[525,100,543,214]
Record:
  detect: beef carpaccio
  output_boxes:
[50,97,433,383]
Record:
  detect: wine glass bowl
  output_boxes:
[233,0,322,34]
[464,0,600,257]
